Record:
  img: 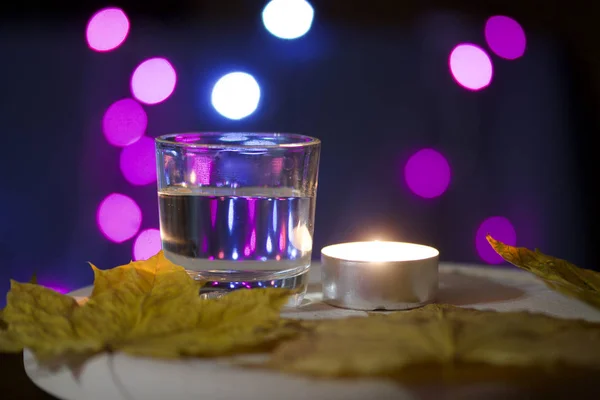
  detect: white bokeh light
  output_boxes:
[262,0,314,40]
[211,72,261,120]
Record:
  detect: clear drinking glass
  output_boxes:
[155,132,321,305]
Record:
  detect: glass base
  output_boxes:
[187,268,310,307]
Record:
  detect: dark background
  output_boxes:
[0,0,597,301]
[1,1,599,398]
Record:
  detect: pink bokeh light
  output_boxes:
[272,157,284,175]
[133,228,162,261]
[404,148,451,199]
[210,199,218,228]
[119,136,157,185]
[86,8,130,52]
[248,198,256,223]
[485,16,526,60]
[39,281,70,294]
[49,286,69,294]
[97,193,142,243]
[102,98,147,147]
[130,58,177,105]
[187,155,212,185]
[279,230,286,252]
[475,216,517,264]
[250,229,257,251]
[449,44,493,91]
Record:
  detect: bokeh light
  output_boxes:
[449,44,493,91]
[86,8,130,52]
[485,16,526,60]
[476,216,517,264]
[187,155,213,185]
[97,193,142,243]
[404,148,451,199]
[102,98,147,147]
[272,157,284,174]
[41,283,70,294]
[131,58,177,105]
[211,72,261,120]
[133,228,162,261]
[119,136,157,185]
[262,0,315,40]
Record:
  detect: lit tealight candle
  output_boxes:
[320,241,439,311]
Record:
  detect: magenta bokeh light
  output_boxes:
[97,193,142,243]
[102,98,147,147]
[475,216,517,264]
[42,283,69,294]
[133,228,162,261]
[485,16,526,60]
[404,148,451,199]
[187,155,213,185]
[130,58,177,105]
[119,136,157,185]
[449,44,493,91]
[272,157,283,175]
[86,8,130,52]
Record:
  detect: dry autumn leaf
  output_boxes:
[0,272,36,329]
[487,235,600,309]
[0,308,6,329]
[120,289,300,358]
[0,272,48,353]
[0,251,296,370]
[266,304,600,383]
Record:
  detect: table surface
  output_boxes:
[4,262,600,400]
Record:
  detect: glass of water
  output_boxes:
[155,132,320,305]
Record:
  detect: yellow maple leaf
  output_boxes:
[487,235,600,309]
[2,281,99,364]
[119,288,296,358]
[0,251,295,369]
[89,250,192,297]
[266,304,600,383]
[0,315,21,352]
[0,308,6,330]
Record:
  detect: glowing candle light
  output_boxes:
[321,241,439,311]
[322,241,438,262]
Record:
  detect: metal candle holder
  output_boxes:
[320,241,439,311]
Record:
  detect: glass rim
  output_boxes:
[155,132,320,149]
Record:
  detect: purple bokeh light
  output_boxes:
[130,58,177,105]
[42,283,69,294]
[86,8,129,52]
[97,193,142,243]
[133,228,162,261]
[119,136,157,185]
[102,98,147,147]
[485,16,526,60]
[272,157,283,175]
[404,148,451,199]
[187,155,213,185]
[449,44,493,91]
[476,216,517,264]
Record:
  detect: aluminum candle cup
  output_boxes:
[320,241,439,311]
